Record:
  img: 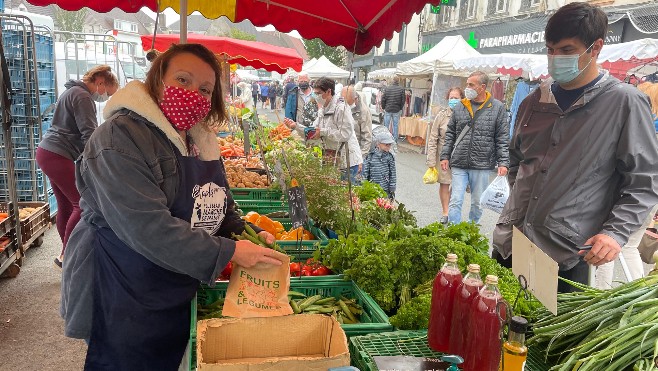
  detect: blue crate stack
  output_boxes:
[0,21,56,215]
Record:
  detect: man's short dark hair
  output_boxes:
[546,2,608,46]
[469,71,489,86]
[314,77,336,96]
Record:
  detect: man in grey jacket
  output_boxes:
[440,71,509,224]
[343,83,373,158]
[381,76,406,142]
[492,2,658,292]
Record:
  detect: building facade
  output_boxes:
[420,0,658,55]
[351,13,422,81]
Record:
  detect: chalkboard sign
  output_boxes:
[287,185,308,229]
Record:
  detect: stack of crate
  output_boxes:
[0,18,56,215]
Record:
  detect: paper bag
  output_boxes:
[480,176,510,214]
[423,167,439,184]
[638,229,658,264]
[222,252,293,318]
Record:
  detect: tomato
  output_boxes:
[311,266,331,276]
[301,265,313,276]
[290,262,302,277]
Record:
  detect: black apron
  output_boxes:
[85,145,229,371]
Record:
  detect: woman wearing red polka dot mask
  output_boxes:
[61,44,283,369]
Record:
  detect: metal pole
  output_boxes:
[180,0,187,44]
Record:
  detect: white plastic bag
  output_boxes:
[479,176,510,214]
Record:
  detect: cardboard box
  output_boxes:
[197,314,350,370]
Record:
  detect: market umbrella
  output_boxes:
[141,34,303,74]
[27,0,439,55]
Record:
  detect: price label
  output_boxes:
[287,186,308,229]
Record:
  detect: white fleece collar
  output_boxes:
[103,81,220,161]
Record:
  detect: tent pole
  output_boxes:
[180,0,187,43]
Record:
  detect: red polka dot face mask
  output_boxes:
[158,85,212,131]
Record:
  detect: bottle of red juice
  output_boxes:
[427,253,462,352]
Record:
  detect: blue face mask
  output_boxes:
[547,42,595,84]
[448,98,460,109]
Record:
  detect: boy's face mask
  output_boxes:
[547,42,595,84]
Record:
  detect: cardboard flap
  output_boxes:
[512,226,559,314]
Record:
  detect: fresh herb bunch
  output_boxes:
[357,199,417,229]
[320,221,542,322]
[389,294,431,330]
[354,181,388,202]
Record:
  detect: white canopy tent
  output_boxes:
[302,56,351,79]
[396,35,481,78]
[453,53,548,80]
[235,69,261,81]
[368,67,397,80]
[452,38,658,79]
[303,58,318,70]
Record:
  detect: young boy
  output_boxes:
[363,131,397,199]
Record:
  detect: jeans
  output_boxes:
[384,111,401,142]
[341,165,361,185]
[447,168,491,224]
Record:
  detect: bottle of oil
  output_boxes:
[499,316,529,371]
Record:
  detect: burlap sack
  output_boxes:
[222,252,293,318]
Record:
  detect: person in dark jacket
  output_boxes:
[60,44,283,369]
[36,65,119,267]
[440,70,509,225]
[492,3,658,292]
[268,81,277,110]
[251,81,259,107]
[284,72,317,129]
[363,131,397,199]
[381,76,406,143]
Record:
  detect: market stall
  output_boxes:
[395,35,481,144]
[302,55,351,80]
[141,34,303,74]
[368,67,397,81]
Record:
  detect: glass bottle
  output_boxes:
[447,264,483,357]
[463,275,506,371]
[499,316,528,371]
[427,253,462,352]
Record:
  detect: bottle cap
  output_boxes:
[509,316,528,333]
[485,275,498,284]
[467,263,480,273]
[446,253,458,263]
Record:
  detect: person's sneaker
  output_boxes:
[54,257,62,269]
[440,216,449,225]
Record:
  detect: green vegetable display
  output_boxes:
[530,275,658,371]
[389,294,431,330]
[319,221,541,329]
[354,181,388,202]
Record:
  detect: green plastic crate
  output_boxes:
[189,278,392,370]
[349,330,552,371]
[274,218,328,249]
[235,199,288,214]
[230,188,283,201]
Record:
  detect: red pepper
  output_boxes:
[218,261,233,280]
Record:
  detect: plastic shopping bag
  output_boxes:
[423,167,439,184]
[479,176,510,214]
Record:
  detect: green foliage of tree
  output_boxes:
[229,27,256,41]
[54,8,87,33]
[304,38,345,67]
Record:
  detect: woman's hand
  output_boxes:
[257,231,275,245]
[283,117,297,129]
[358,164,363,174]
[232,240,283,268]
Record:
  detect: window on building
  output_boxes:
[496,0,508,12]
[114,20,139,34]
[519,0,541,11]
[441,6,453,24]
[398,24,407,51]
[384,39,390,53]
[460,0,478,20]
